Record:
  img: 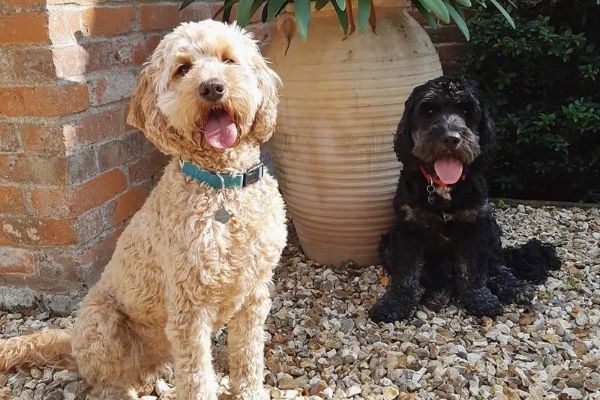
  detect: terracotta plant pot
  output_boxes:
[264,0,442,266]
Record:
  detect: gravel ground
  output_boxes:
[1,204,598,400]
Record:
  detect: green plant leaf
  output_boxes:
[357,0,371,32]
[488,0,515,28]
[294,0,312,41]
[213,0,239,21]
[444,1,469,40]
[420,0,450,23]
[334,0,346,11]
[332,0,349,34]
[268,0,288,18]
[414,0,438,28]
[179,0,197,11]
[453,0,471,6]
[316,0,329,10]
[236,0,254,26]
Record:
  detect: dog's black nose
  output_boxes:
[199,79,226,101]
[441,133,461,146]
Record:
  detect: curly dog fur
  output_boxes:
[0,20,287,400]
[370,76,560,323]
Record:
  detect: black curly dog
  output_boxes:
[370,77,560,322]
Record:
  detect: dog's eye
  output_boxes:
[176,63,192,77]
[222,57,236,64]
[420,103,439,117]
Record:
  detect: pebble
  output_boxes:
[0,205,598,400]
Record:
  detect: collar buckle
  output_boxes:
[243,164,264,186]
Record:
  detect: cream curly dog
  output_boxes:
[0,20,287,400]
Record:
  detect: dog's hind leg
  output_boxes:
[228,284,271,400]
[71,286,143,399]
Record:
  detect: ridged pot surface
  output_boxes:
[265,2,442,266]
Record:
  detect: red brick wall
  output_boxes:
[0,0,244,312]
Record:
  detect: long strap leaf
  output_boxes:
[294,0,312,41]
[454,0,471,6]
[334,0,346,11]
[420,0,450,23]
[331,0,349,35]
[488,0,515,28]
[236,0,254,26]
[357,0,371,32]
[444,1,469,40]
[214,0,239,21]
[414,0,438,28]
[268,0,288,19]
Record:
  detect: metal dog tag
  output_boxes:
[214,207,231,224]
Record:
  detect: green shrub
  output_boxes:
[462,0,600,202]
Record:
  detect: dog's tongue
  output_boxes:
[204,110,238,149]
[434,158,463,184]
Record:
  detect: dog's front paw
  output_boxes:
[461,287,503,317]
[370,286,419,323]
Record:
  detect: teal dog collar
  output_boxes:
[179,159,264,188]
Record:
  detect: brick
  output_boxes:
[67,147,98,185]
[97,131,147,171]
[74,208,104,244]
[129,148,169,183]
[0,49,14,83]
[435,43,467,63]
[80,227,122,284]
[85,34,163,72]
[89,69,138,106]
[19,123,65,155]
[35,248,79,282]
[0,13,48,45]
[3,0,45,8]
[0,83,89,117]
[131,35,162,65]
[30,187,71,218]
[0,247,35,275]
[4,154,67,185]
[81,6,135,36]
[11,47,56,82]
[0,186,25,214]
[0,123,19,152]
[52,45,88,78]
[113,185,146,224]
[0,155,11,181]
[0,217,76,246]
[70,168,127,215]
[48,10,81,45]
[179,2,226,24]
[63,105,127,149]
[425,25,465,44]
[140,4,178,31]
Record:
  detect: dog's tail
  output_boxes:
[504,239,561,284]
[0,329,77,372]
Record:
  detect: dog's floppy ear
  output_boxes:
[127,65,154,131]
[127,63,180,155]
[394,92,417,166]
[251,55,282,143]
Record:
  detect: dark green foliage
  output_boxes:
[463,0,600,202]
